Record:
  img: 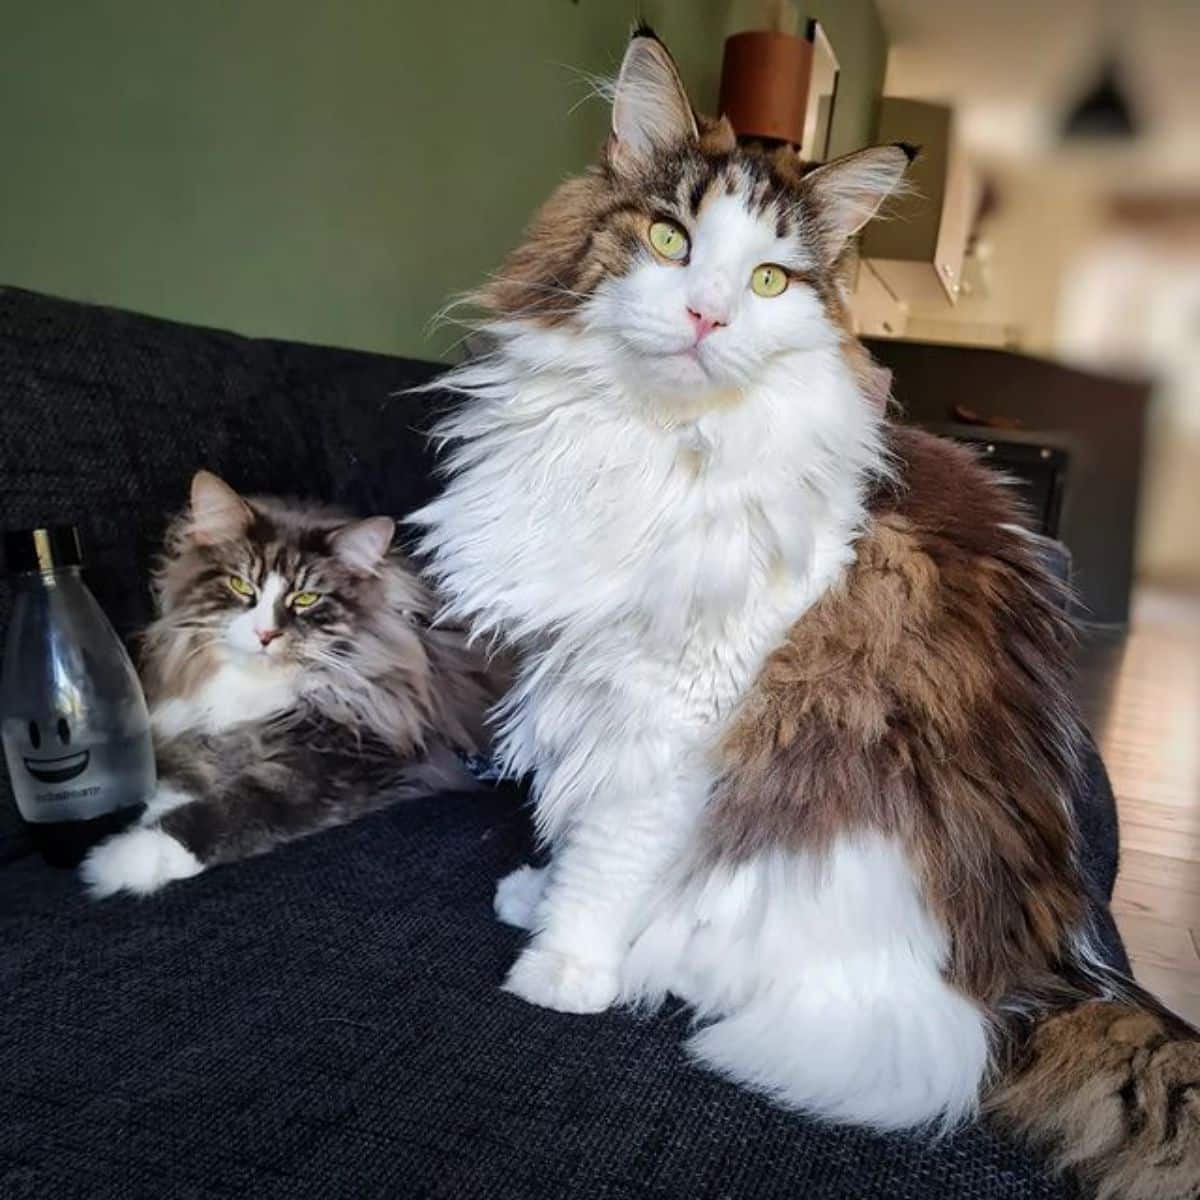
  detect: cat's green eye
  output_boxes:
[647,220,689,262]
[751,264,789,298]
[291,591,321,610]
[228,575,255,599]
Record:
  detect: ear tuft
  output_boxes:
[610,29,698,174]
[330,516,395,576]
[802,144,914,263]
[190,471,254,546]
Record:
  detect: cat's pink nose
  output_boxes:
[686,307,726,342]
[257,628,281,647]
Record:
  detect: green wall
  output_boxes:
[1,1,885,361]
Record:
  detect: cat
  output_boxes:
[412,27,1200,1200]
[80,470,497,898]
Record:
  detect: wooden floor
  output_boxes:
[1077,587,1200,1023]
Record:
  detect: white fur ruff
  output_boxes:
[415,292,988,1126]
[151,659,300,739]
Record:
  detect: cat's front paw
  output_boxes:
[501,945,619,1014]
[80,827,203,899]
[494,864,547,930]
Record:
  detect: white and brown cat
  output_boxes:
[414,27,1200,1200]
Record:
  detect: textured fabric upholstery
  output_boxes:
[0,787,1095,1200]
[0,288,1120,1197]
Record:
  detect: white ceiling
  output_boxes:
[874,0,1199,183]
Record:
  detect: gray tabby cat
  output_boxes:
[81,471,497,897]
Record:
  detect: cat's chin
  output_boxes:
[625,351,747,417]
[643,347,712,387]
[222,643,292,671]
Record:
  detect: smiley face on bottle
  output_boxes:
[22,717,90,784]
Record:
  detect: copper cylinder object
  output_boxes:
[718,30,813,145]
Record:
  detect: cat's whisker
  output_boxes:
[486,275,593,304]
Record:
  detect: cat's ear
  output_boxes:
[190,471,254,545]
[330,517,395,575]
[801,143,916,264]
[609,27,698,175]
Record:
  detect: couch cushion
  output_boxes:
[0,786,1090,1200]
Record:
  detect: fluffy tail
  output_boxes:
[988,987,1200,1200]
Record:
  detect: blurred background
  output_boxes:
[1,1,1197,1010]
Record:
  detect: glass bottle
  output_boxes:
[1,527,155,866]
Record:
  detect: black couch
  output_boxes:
[0,288,1123,1199]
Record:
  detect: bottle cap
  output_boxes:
[2,526,84,574]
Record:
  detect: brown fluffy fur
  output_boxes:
[710,426,1200,1196]
[710,429,1084,1002]
[990,999,1200,1199]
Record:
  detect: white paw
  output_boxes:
[494,865,547,930]
[501,945,619,1015]
[80,827,204,899]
